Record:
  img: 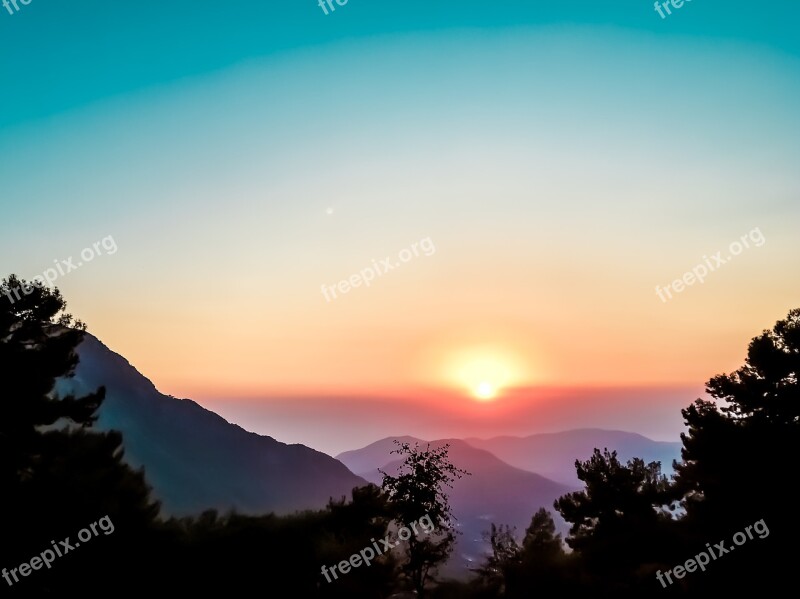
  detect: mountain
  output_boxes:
[465,429,682,486]
[337,437,575,573]
[56,334,366,516]
[336,436,426,477]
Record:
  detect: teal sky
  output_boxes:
[1,1,799,444]
[1,0,799,130]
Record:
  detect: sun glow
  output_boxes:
[474,381,497,400]
[443,345,527,402]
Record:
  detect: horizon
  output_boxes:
[199,384,697,456]
[85,326,698,455]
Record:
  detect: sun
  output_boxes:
[473,381,497,401]
[415,331,542,403]
[440,344,527,402]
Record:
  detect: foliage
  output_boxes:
[380,440,470,597]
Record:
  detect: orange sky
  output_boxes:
[3,28,798,412]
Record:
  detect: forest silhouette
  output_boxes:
[1,273,795,596]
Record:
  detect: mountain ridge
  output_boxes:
[464,428,682,486]
[56,333,366,516]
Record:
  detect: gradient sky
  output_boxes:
[1,1,799,449]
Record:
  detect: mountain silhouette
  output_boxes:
[465,429,681,486]
[56,334,366,515]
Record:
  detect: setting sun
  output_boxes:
[474,381,497,401]
[440,344,528,401]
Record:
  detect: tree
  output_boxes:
[0,275,161,592]
[0,275,105,498]
[520,507,564,561]
[475,508,571,597]
[554,448,674,592]
[474,523,521,594]
[672,308,800,592]
[0,275,101,483]
[380,441,470,597]
[318,483,398,598]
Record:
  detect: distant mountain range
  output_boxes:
[465,429,682,486]
[338,431,681,573]
[54,333,683,577]
[57,334,366,516]
[338,437,576,573]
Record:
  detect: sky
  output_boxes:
[1,1,799,452]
